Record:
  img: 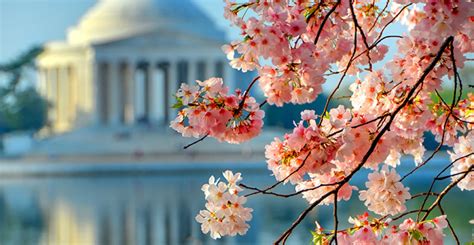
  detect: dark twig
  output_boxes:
[330,193,339,244]
[319,12,358,126]
[314,0,341,46]
[391,209,429,222]
[410,192,439,199]
[349,0,372,71]
[402,41,459,182]
[183,76,260,150]
[437,203,460,244]
[422,165,473,220]
[183,134,209,149]
[415,152,474,220]
[436,168,473,181]
[242,152,311,197]
[368,0,390,33]
[237,76,260,114]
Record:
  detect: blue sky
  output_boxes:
[0,0,412,92]
[0,0,234,63]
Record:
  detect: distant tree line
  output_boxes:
[0,46,47,134]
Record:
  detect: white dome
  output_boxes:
[67,0,225,45]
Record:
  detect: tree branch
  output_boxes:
[273,36,454,245]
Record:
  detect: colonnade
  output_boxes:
[39,58,231,131]
[94,58,228,126]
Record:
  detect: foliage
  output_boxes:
[0,46,47,134]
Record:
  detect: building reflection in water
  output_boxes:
[0,166,316,245]
[0,160,472,244]
[41,201,95,244]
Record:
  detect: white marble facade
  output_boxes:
[36,0,234,133]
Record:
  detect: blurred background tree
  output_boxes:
[0,46,48,134]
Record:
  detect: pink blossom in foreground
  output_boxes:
[196,171,253,239]
[359,166,411,216]
[296,170,356,205]
[170,78,264,144]
[312,214,448,245]
[265,110,341,184]
[181,0,474,241]
[449,131,474,191]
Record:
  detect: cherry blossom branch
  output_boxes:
[421,165,473,221]
[330,193,339,244]
[318,3,409,124]
[183,76,260,150]
[183,134,209,149]
[319,11,359,126]
[436,168,474,181]
[313,0,341,46]
[390,209,429,222]
[241,181,339,199]
[375,3,412,43]
[241,152,311,197]
[410,192,439,199]
[437,203,460,244]
[349,0,372,71]
[415,152,474,220]
[332,3,411,72]
[401,41,459,181]
[237,76,260,115]
[367,0,390,33]
[327,112,391,138]
[273,36,454,245]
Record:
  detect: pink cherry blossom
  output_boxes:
[195,171,253,239]
[359,166,411,216]
[448,131,474,190]
[181,0,474,241]
[170,78,264,144]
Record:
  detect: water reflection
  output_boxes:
[0,159,472,244]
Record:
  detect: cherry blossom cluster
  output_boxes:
[181,0,474,242]
[428,93,474,146]
[448,131,474,191]
[265,110,342,184]
[170,78,264,144]
[387,0,473,146]
[195,171,253,239]
[359,166,411,216]
[222,0,390,106]
[296,170,355,205]
[312,213,448,244]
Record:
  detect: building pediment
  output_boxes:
[93,28,225,50]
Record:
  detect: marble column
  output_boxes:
[215,60,225,78]
[123,61,135,125]
[46,68,57,124]
[58,67,69,129]
[167,61,178,124]
[93,62,104,125]
[223,62,234,91]
[68,66,77,124]
[108,61,121,125]
[189,60,199,83]
[206,59,216,78]
[144,62,154,123]
[155,62,167,124]
[38,68,47,97]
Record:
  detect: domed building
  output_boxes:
[29,0,275,161]
[36,0,234,133]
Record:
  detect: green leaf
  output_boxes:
[304,7,317,21]
[171,96,183,109]
[409,229,426,242]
